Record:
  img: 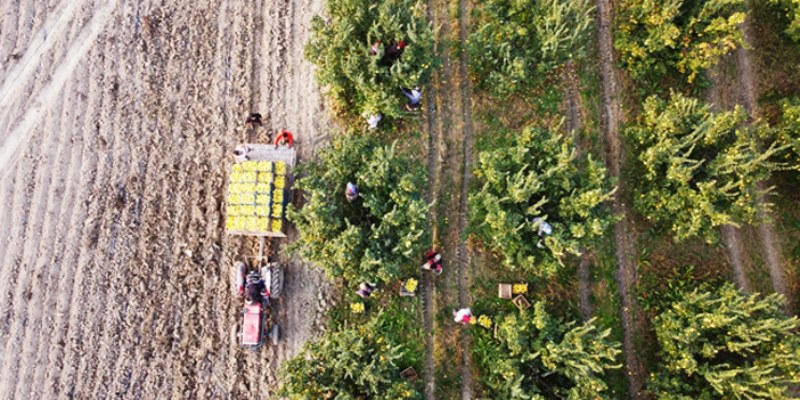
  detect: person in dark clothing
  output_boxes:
[245,272,268,304]
[379,40,407,67]
[246,112,263,129]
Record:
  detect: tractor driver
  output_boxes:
[245,272,268,304]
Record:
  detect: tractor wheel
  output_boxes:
[269,265,284,299]
[270,324,280,345]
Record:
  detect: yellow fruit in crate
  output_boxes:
[256,194,270,205]
[229,172,242,183]
[232,163,243,173]
[275,161,286,175]
[256,206,270,216]
[271,219,282,232]
[243,161,258,172]
[274,178,285,189]
[272,204,283,217]
[257,161,270,171]
[226,218,234,230]
[243,172,257,182]
[257,217,270,231]
[257,171,271,183]
[255,183,270,193]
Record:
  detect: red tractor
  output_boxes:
[234,251,282,349]
[226,137,295,350]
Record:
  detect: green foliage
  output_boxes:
[468,0,595,96]
[765,97,800,167]
[279,313,421,399]
[770,0,800,41]
[650,283,800,399]
[615,0,745,85]
[469,124,616,275]
[288,133,429,284]
[305,0,435,121]
[627,92,784,242]
[472,303,622,399]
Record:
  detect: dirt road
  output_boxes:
[0,1,330,398]
[595,0,648,398]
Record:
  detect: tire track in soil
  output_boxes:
[23,4,100,390]
[422,0,442,394]
[0,144,40,399]
[54,41,114,399]
[455,0,474,397]
[735,17,792,312]
[86,2,148,396]
[28,55,90,398]
[10,54,77,400]
[39,47,102,398]
[595,0,648,398]
[0,0,108,175]
[707,65,754,294]
[563,61,594,321]
[70,29,128,398]
[0,66,67,399]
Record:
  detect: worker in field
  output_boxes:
[233,144,253,162]
[245,272,268,304]
[355,282,376,299]
[401,86,422,110]
[246,112,263,129]
[346,182,359,202]
[365,113,382,130]
[421,250,442,275]
[453,307,472,324]
[369,41,381,56]
[533,217,552,249]
[379,40,406,67]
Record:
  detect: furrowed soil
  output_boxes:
[0,1,331,398]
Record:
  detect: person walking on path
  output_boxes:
[246,112,263,129]
[421,250,442,275]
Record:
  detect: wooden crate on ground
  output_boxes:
[512,294,531,311]
[498,283,513,299]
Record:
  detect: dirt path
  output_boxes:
[595,0,648,398]
[421,0,441,392]
[423,0,475,397]
[563,61,594,321]
[735,17,792,311]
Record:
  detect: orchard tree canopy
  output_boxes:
[305,0,435,121]
[279,314,421,399]
[770,0,800,41]
[627,92,784,242]
[473,303,621,399]
[615,0,745,85]
[468,0,595,96]
[469,124,616,276]
[650,284,800,399]
[288,133,429,284]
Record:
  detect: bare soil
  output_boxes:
[423,0,475,397]
[736,18,792,312]
[563,61,594,321]
[0,0,331,398]
[595,0,649,398]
